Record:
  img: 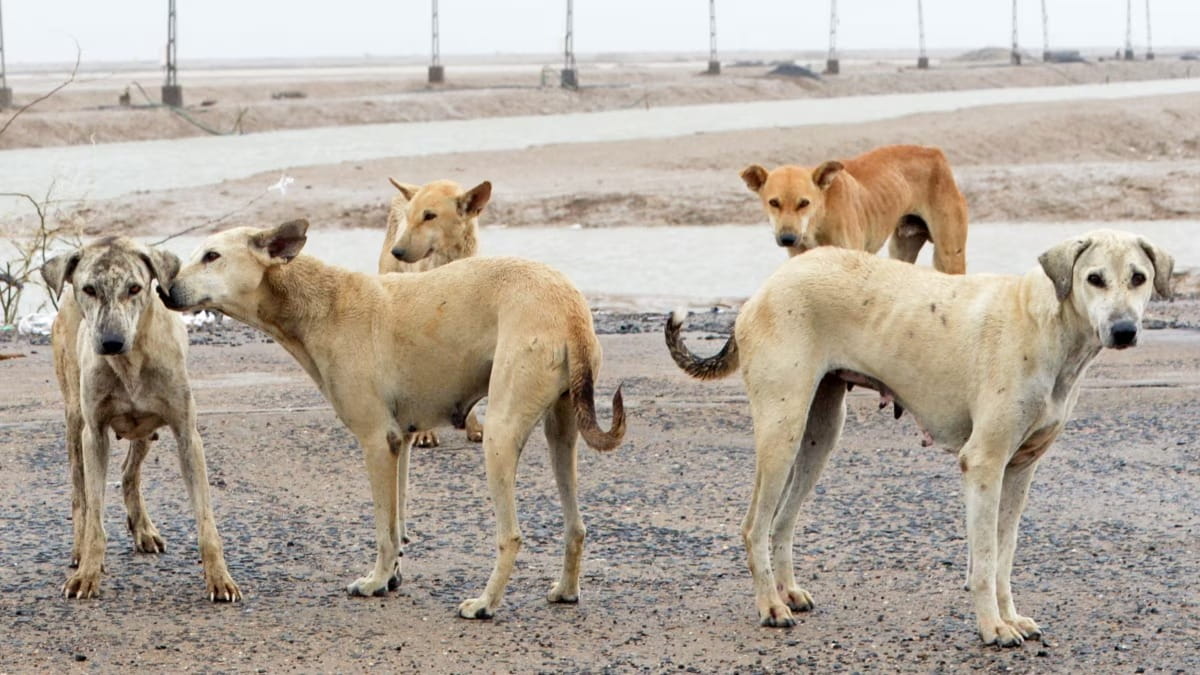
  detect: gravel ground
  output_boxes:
[1,312,1197,672]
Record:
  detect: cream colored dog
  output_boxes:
[41,237,240,602]
[741,144,969,273]
[665,230,1172,646]
[161,219,625,619]
[379,177,491,447]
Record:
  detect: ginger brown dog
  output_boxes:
[741,144,968,273]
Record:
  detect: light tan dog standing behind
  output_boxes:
[162,220,625,619]
[741,144,969,273]
[42,237,240,602]
[665,230,1171,646]
[379,177,491,447]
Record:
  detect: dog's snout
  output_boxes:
[391,247,406,261]
[777,233,798,247]
[99,335,127,355]
[1110,320,1138,348]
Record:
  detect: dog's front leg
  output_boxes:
[173,420,241,602]
[65,409,86,568]
[996,459,1043,640]
[347,433,401,597]
[122,438,165,554]
[63,424,110,599]
[961,443,1025,646]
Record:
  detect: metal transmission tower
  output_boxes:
[162,0,183,106]
[0,0,11,109]
[428,0,444,83]
[561,0,577,89]
[1144,0,1154,60]
[1041,0,1050,62]
[1010,0,1021,65]
[706,0,719,74]
[826,0,839,75]
[1123,0,1135,60]
[916,0,928,69]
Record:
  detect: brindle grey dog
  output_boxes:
[42,237,240,601]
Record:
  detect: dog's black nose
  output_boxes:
[391,247,406,261]
[99,336,126,355]
[1110,320,1138,347]
[777,233,798,247]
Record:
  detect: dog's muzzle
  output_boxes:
[98,334,128,355]
[391,247,406,261]
[1109,320,1138,349]
[777,232,798,247]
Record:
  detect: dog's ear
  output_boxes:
[388,178,420,201]
[139,248,181,288]
[740,165,768,193]
[1038,236,1092,302]
[458,181,492,217]
[252,219,309,263]
[813,161,844,190]
[40,249,82,299]
[1137,237,1174,300]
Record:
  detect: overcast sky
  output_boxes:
[3,1,1195,65]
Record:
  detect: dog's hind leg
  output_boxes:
[65,409,85,568]
[996,459,1043,640]
[393,431,413,558]
[122,438,165,554]
[742,365,819,627]
[544,392,585,605]
[348,427,403,599]
[770,374,845,613]
[465,407,484,443]
[888,217,928,264]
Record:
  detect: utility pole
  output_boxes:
[1123,0,1135,60]
[0,0,11,109]
[1040,0,1051,62]
[706,0,719,74]
[1010,0,1021,65]
[916,0,928,69]
[1144,0,1154,60]
[162,0,183,106]
[826,0,839,75]
[561,0,577,89]
[428,0,444,83]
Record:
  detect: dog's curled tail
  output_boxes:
[569,332,626,452]
[665,309,740,380]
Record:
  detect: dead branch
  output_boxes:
[0,41,81,138]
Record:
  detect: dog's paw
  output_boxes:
[62,568,102,600]
[128,518,166,554]
[346,575,390,598]
[457,597,496,620]
[205,567,241,603]
[546,582,579,604]
[413,431,439,448]
[466,428,483,443]
[779,586,814,613]
[1005,615,1042,640]
[758,603,796,628]
[979,619,1026,647]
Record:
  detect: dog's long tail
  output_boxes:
[568,330,626,452]
[665,309,740,380]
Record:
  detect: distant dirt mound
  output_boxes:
[953,47,1015,62]
[765,63,821,80]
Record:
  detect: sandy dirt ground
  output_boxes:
[1,311,1198,672]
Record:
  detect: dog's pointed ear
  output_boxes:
[252,219,309,263]
[139,247,181,288]
[813,161,844,190]
[1137,237,1174,300]
[458,180,492,217]
[1038,236,1092,302]
[740,165,768,193]
[389,178,420,201]
[40,249,82,299]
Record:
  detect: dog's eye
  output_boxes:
[202,250,221,263]
[798,198,811,209]
[1131,271,1147,287]
[1086,273,1106,288]
[82,285,97,297]
[129,284,142,296]
[423,211,437,222]
[767,199,781,209]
